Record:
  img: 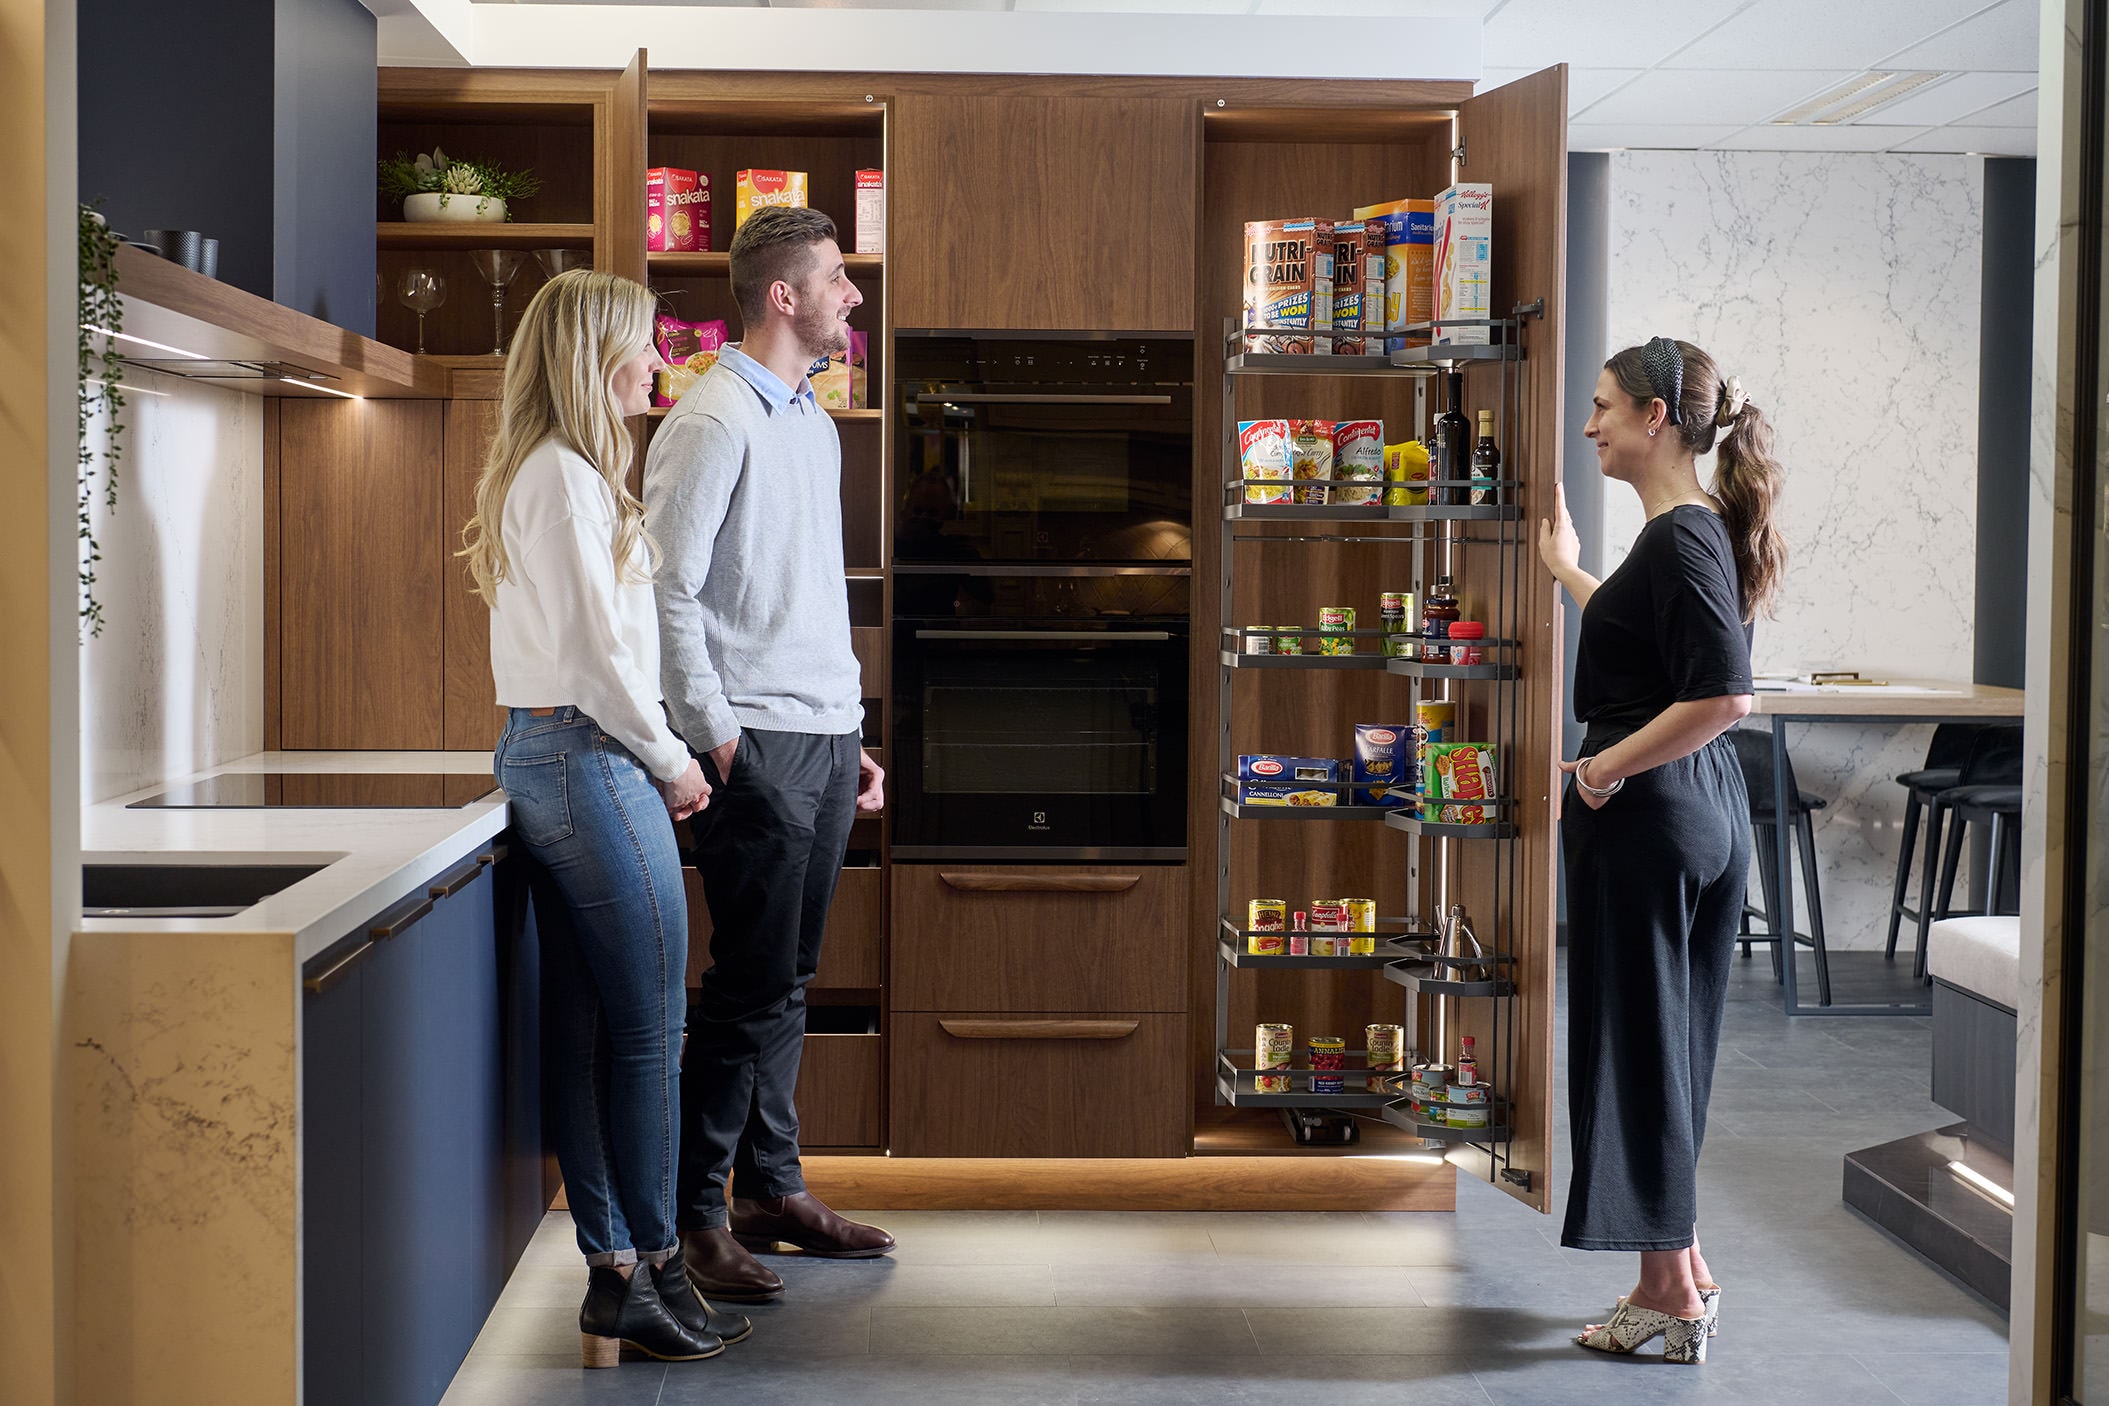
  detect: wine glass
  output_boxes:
[535,248,590,282]
[395,268,446,355]
[469,250,524,356]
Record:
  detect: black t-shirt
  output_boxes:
[1573,505,1754,737]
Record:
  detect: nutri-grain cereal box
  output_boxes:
[1242,218,1333,353]
[735,169,809,229]
[647,168,709,252]
[1333,223,1368,353]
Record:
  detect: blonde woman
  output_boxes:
[462,269,746,1367]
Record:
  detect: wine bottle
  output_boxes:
[1432,369,1469,507]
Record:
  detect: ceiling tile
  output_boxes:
[1664,0,1994,70]
[1960,89,2040,126]
[1850,70,2036,125]
[1578,68,1855,126]
[1892,123,2038,155]
[1566,123,1746,151]
[1481,0,1748,70]
[1481,65,1644,115]
[1703,123,1935,151]
[1876,0,2038,72]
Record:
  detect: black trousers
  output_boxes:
[1560,733,1749,1252]
[677,726,859,1230]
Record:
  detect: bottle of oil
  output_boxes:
[1432,369,1469,506]
[1471,409,1501,506]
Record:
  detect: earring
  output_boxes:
[1648,428,1657,437]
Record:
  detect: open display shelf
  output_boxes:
[647,250,884,277]
[376,222,596,251]
[1213,310,1536,1171]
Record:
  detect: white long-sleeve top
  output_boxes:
[488,437,691,782]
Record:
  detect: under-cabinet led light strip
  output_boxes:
[81,325,211,360]
[1947,1159,2015,1210]
[278,375,361,401]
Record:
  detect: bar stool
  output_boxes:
[1883,724,1987,962]
[1920,725,2025,979]
[1728,728,1834,1007]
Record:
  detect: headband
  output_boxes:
[1642,336,1684,425]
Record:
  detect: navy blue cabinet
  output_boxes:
[302,844,542,1406]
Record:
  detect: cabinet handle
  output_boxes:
[303,939,375,994]
[939,1019,1139,1041]
[429,853,490,900]
[369,893,435,939]
[939,873,1141,894]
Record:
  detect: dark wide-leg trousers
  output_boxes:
[677,726,859,1231]
[1560,733,1749,1252]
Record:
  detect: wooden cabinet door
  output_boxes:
[280,400,445,748]
[1453,65,1568,1214]
[890,95,1198,331]
[441,399,504,750]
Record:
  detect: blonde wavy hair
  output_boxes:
[460,268,657,606]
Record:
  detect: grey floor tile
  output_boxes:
[1855,1351,2010,1405]
[438,1355,668,1406]
[1050,1261,1425,1309]
[1070,1353,1493,1405]
[712,1300,873,1358]
[469,1303,587,1359]
[1475,1349,1901,1404]
[1247,1304,1580,1355]
[772,1257,1056,1307]
[870,1305,1260,1356]
[657,1353,1081,1406]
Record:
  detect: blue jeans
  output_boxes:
[497,707,687,1268]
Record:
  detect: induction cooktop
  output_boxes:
[128,772,499,809]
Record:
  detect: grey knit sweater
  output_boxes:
[643,356,863,753]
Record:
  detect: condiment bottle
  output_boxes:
[1292,910,1308,931]
[1432,369,1469,506]
[1449,620,1485,666]
[1421,577,1459,663]
[1456,1035,1479,1087]
[1470,409,1501,505]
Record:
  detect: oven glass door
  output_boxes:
[892,623,1188,861]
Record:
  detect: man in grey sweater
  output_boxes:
[645,206,892,1304]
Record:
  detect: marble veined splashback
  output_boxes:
[79,369,263,804]
[1598,151,1986,950]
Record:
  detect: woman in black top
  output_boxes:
[1537,337,1787,1365]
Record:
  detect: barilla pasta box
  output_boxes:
[735,169,809,229]
[1353,724,1414,807]
[1432,183,1492,345]
[647,168,708,252]
[855,169,885,254]
[1238,754,1342,807]
[1242,219,1333,353]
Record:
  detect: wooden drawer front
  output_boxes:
[796,1032,882,1149]
[683,865,885,991]
[891,865,1186,1013]
[889,1011,1186,1158]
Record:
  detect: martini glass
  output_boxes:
[535,248,590,282]
[395,268,446,355]
[470,249,524,355]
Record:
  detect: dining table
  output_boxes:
[1749,679,2026,1016]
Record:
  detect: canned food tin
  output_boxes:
[1442,1102,1490,1129]
[1380,591,1409,625]
[1247,932,1285,957]
[1310,933,1343,957]
[1415,700,1455,744]
[1310,899,1350,931]
[1256,1024,1294,1069]
[1275,628,1304,656]
[1319,605,1356,633]
[1366,1023,1405,1090]
[1248,898,1287,933]
[1346,898,1377,932]
[1447,1082,1491,1106]
[1318,632,1358,657]
[1385,633,1416,660]
[1409,1062,1451,1105]
[1310,1035,1346,1094]
[1244,625,1273,655]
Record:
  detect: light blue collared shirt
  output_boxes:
[715,343,818,417]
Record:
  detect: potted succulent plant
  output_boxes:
[379,149,540,224]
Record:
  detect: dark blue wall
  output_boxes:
[79,0,375,336]
[1976,157,2034,689]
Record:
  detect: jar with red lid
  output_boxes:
[1449,620,1486,666]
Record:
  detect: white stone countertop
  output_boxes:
[79,751,509,965]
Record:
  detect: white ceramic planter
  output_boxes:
[404,193,508,224]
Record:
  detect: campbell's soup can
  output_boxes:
[1310,899,1351,931]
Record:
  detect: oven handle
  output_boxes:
[940,872,1143,894]
[912,392,1174,406]
[914,629,1171,642]
[892,563,1192,578]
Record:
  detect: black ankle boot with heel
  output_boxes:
[579,1264,725,1367]
[651,1257,754,1346]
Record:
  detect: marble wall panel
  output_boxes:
[78,368,263,803]
[1602,152,1987,949]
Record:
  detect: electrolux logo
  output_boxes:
[1029,810,1050,831]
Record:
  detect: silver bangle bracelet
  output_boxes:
[1575,758,1625,799]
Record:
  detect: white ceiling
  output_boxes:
[456,0,2042,154]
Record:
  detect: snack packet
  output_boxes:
[653,314,729,407]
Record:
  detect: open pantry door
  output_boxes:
[1450,65,1567,1214]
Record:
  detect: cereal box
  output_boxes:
[1239,419,1293,504]
[854,169,885,254]
[1422,742,1498,824]
[806,330,868,410]
[1242,218,1333,353]
[1432,183,1492,345]
[1353,723,1414,807]
[647,168,709,253]
[1332,420,1383,506]
[1354,199,1434,342]
[652,314,729,407]
[735,169,809,229]
[1332,224,1367,353]
[1289,419,1335,505]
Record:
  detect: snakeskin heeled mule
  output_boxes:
[1576,1300,1708,1364]
[1701,1283,1721,1338]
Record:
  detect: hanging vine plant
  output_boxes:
[78,203,124,638]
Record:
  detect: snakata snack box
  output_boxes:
[735,169,810,229]
[647,168,709,252]
[1431,182,1493,346]
[855,169,885,254]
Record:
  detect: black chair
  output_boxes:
[1728,728,1833,1007]
[1883,723,1986,962]
[1919,724,2025,978]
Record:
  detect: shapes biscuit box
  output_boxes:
[735,169,809,229]
[807,330,869,411]
[1432,183,1493,345]
[1242,218,1333,353]
[647,168,708,253]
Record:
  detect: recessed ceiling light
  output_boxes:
[1770,71,1950,127]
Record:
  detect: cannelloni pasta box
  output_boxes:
[1432,183,1492,345]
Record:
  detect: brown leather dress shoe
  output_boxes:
[730,1192,896,1259]
[681,1227,785,1303]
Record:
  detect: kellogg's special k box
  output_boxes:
[1432,182,1492,346]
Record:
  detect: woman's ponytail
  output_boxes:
[1710,398,1787,622]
